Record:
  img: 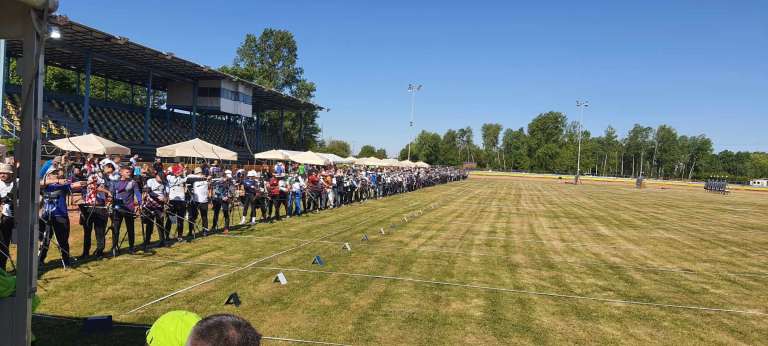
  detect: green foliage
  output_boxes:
[221,29,320,150]
[357,145,377,158]
[396,112,762,179]
[318,139,351,158]
[374,148,387,159]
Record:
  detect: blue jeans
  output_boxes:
[290,191,302,216]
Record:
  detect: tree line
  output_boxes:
[395,111,768,182]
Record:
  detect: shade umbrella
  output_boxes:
[289,151,332,165]
[316,152,351,164]
[156,138,237,160]
[398,160,416,168]
[49,134,131,155]
[354,156,383,166]
[379,158,400,167]
[254,149,291,161]
[415,161,430,168]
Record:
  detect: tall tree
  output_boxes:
[318,139,351,158]
[501,127,529,170]
[481,123,503,169]
[439,129,461,166]
[221,29,319,150]
[357,145,377,158]
[527,112,566,172]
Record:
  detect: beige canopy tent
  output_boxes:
[379,158,401,167]
[156,138,237,161]
[254,149,292,161]
[415,161,430,168]
[317,152,355,164]
[49,133,131,155]
[289,151,332,165]
[398,160,416,168]
[354,156,383,166]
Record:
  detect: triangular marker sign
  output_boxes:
[311,255,325,266]
[361,234,369,241]
[274,272,288,285]
[342,242,352,251]
[225,292,241,307]
[379,228,386,235]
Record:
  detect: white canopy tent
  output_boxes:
[379,158,401,167]
[49,134,131,155]
[317,152,355,164]
[253,149,292,161]
[289,151,332,165]
[354,156,383,166]
[156,138,237,161]
[415,161,431,168]
[398,160,416,168]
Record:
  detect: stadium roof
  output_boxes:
[5,15,322,112]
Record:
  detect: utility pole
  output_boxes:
[407,83,422,161]
[575,100,589,183]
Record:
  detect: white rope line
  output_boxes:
[32,314,350,345]
[262,336,351,346]
[123,183,470,315]
[252,266,768,316]
[121,243,768,280]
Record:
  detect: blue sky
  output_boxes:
[59,1,767,156]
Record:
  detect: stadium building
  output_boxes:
[0,15,323,162]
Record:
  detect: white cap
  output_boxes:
[247,170,258,177]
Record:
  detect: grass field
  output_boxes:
[26,175,768,345]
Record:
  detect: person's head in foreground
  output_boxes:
[186,314,262,346]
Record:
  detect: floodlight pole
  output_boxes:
[575,100,588,184]
[407,83,421,161]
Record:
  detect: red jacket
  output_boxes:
[269,177,280,197]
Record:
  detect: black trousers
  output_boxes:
[166,200,186,238]
[0,216,13,271]
[307,191,321,212]
[80,205,108,257]
[188,201,209,234]
[242,194,264,219]
[268,195,287,220]
[38,215,71,266]
[211,199,230,230]
[111,208,135,252]
[142,208,166,246]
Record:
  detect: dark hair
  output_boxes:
[187,314,261,346]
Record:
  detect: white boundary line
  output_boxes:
[123,183,472,315]
[252,266,768,316]
[262,336,351,345]
[119,244,768,280]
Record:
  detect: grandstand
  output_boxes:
[1,15,321,161]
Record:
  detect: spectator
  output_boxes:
[186,314,262,346]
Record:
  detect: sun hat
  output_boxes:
[194,167,203,174]
[0,164,13,174]
[145,310,201,346]
[247,170,258,177]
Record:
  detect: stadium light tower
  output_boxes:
[575,100,589,184]
[407,83,422,161]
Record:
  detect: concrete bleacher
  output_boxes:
[2,87,265,161]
